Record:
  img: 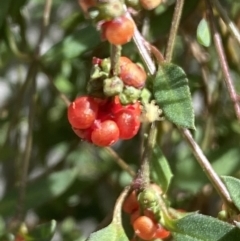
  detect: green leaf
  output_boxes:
[221,176,240,211]
[150,145,173,193]
[171,213,240,241]
[196,18,211,47]
[28,220,57,241]
[0,234,14,241]
[0,169,77,217]
[42,25,100,62]
[153,63,195,129]
[86,222,128,241]
[0,1,12,28]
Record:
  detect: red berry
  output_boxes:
[120,62,147,89]
[68,96,99,129]
[130,209,140,224]
[115,109,140,139]
[72,128,92,142]
[154,224,171,239]
[133,216,157,240]
[91,120,119,146]
[123,190,139,214]
[104,16,134,45]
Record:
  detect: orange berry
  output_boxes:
[133,216,157,240]
[105,16,134,45]
[154,224,171,239]
[123,190,139,214]
[120,62,147,89]
[140,0,162,10]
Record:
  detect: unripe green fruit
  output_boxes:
[103,76,124,96]
[138,188,158,209]
[119,86,141,105]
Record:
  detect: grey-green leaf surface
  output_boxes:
[153,63,195,129]
[222,176,240,211]
[172,213,240,241]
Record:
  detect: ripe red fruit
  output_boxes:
[154,224,171,239]
[119,56,132,67]
[68,96,99,129]
[104,16,134,45]
[133,216,157,240]
[72,128,92,142]
[123,190,139,214]
[115,109,140,139]
[91,120,119,146]
[120,62,147,88]
[130,209,140,224]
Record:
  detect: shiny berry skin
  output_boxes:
[119,56,132,67]
[122,190,139,214]
[68,96,99,129]
[115,109,140,139]
[140,0,162,10]
[154,224,171,239]
[91,120,119,146]
[120,62,147,88]
[105,16,134,45]
[72,128,92,142]
[133,216,157,240]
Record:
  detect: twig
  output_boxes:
[15,0,53,223]
[165,0,185,62]
[209,0,240,46]
[16,65,37,221]
[179,128,237,212]
[110,45,121,76]
[137,122,157,188]
[105,147,136,178]
[128,0,235,212]
[124,7,156,75]
[206,0,240,120]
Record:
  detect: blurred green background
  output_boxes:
[0,0,240,240]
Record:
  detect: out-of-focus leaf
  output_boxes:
[28,220,56,241]
[0,169,77,217]
[86,222,128,241]
[171,213,240,241]
[153,63,195,129]
[42,25,101,62]
[222,176,240,211]
[0,1,12,28]
[150,145,173,193]
[0,234,14,241]
[197,18,211,47]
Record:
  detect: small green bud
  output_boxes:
[119,86,141,105]
[103,76,124,97]
[98,0,124,20]
[100,58,111,74]
[138,188,158,209]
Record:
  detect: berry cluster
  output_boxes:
[68,96,141,146]
[123,186,170,240]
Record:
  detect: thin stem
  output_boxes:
[124,7,156,75]
[110,45,121,76]
[105,147,136,178]
[128,0,235,212]
[137,122,157,188]
[179,128,237,212]
[209,0,240,46]
[206,0,240,120]
[16,66,37,221]
[165,0,185,62]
